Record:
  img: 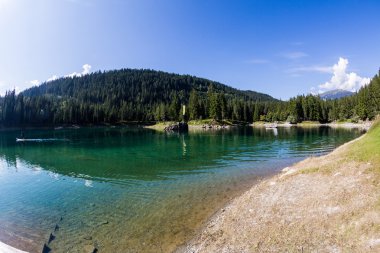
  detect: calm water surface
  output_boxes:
[0,126,363,252]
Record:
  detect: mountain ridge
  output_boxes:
[319,89,354,100]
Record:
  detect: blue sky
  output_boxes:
[0,0,379,99]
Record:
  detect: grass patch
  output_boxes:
[346,119,380,166]
[153,121,176,126]
[297,162,342,175]
[187,119,214,125]
[294,120,380,176]
[297,121,321,126]
[297,167,320,174]
[187,119,234,126]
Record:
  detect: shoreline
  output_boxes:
[177,122,380,252]
[145,120,373,132]
[251,121,373,131]
[0,120,372,133]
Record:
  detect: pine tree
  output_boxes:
[188,89,200,120]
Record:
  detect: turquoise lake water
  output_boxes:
[0,126,363,252]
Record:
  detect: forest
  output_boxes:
[0,68,379,127]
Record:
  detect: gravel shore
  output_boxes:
[178,127,380,252]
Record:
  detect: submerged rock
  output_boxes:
[84,235,93,240]
[97,220,109,227]
[83,245,98,253]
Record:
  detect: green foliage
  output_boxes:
[286,115,297,124]
[188,89,200,120]
[0,69,379,127]
[0,69,275,127]
[347,118,380,164]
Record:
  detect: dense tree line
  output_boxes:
[0,69,274,126]
[0,69,379,127]
[283,73,380,123]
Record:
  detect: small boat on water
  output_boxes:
[16,138,69,142]
[16,138,44,142]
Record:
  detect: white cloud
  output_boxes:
[281,51,308,59]
[21,64,92,94]
[27,63,91,85]
[65,64,92,78]
[82,64,91,74]
[318,57,370,93]
[14,86,22,94]
[30,79,41,86]
[47,75,58,82]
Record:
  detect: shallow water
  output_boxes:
[0,126,363,252]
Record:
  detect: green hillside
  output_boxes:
[0,69,275,126]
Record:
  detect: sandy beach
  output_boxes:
[178,121,380,252]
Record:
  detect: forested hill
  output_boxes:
[1,68,379,127]
[22,69,274,102]
[0,69,276,126]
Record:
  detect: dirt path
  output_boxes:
[178,135,380,252]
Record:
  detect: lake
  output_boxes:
[0,126,363,252]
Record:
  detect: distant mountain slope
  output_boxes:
[319,89,354,100]
[22,69,275,103]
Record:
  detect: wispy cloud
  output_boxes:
[280,51,308,59]
[29,80,41,86]
[287,65,333,74]
[318,57,370,93]
[245,58,269,64]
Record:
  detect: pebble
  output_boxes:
[97,220,109,226]
[84,235,93,240]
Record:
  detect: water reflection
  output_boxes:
[0,126,363,183]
